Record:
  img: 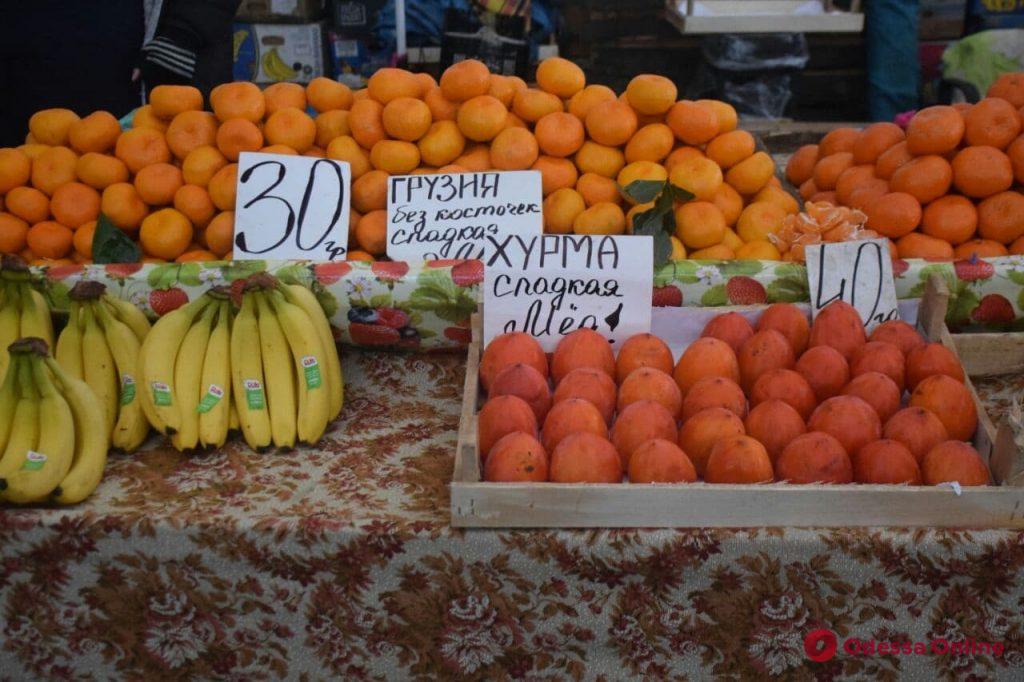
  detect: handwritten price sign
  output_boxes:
[233,152,351,261]
[805,238,899,332]
[483,234,653,351]
[386,171,542,261]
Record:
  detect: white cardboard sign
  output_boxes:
[805,238,899,332]
[386,171,543,261]
[233,152,351,261]
[483,234,654,351]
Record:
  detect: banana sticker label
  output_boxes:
[151,381,172,407]
[243,379,265,409]
[197,384,225,414]
[21,450,47,471]
[120,375,136,406]
[301,356,322,389]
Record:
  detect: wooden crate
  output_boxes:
[451,276,1024,528]
[665,0,864,34]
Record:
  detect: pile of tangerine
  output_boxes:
[786,74,1024,260]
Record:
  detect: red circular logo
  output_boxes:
[804,629,838,662]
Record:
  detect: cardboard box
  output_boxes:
[233,23,325,84]
[331,0,388,33]
[967,0,1024,30]
[237,0,325,22]
[326,30,391,85]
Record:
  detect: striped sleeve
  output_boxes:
[142,36,197,79]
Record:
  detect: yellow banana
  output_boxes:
[198,302,232,449]
[0,355,25,456]
[233,29,249,61]
[255,292,296,448]
[0,358,38,480]
[19,286,54,348]
[104,296,151,343]
[3,355,75,503]
[283,284,343,419]
[139,296,213,435]
[171,304,217,450]
[228,402,240,432]
[46,357,110,504]
[231,293,272,450]
[0,282,20,380]
[55,302,85,380]
[80,304,118,434]
[268,289,330,444]
[95,303,150,452]
[262,47,298,81]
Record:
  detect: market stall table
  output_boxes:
[1,350,1023,679]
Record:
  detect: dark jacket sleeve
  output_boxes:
[143,0,241,89]
[157,0,242,51]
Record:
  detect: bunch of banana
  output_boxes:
[0,338,109,505]
[234,276,344,450]
[53,282,152,452]
[0,255,54,382]
[138,277,343,451]
[138,288,235,450]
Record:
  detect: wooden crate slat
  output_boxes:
[452,482,1024,528]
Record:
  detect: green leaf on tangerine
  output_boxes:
[92,213,141,264]
[622,179,665,204]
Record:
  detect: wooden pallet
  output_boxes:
[450,276,1024,528]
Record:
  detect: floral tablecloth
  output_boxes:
[2,351,1023,680]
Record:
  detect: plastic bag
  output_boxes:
[687,33,809,118]
[942,29,1024,96]
[701,33,809,72]
[720,74,795,119]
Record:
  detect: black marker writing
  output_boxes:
[492,273,622,310]
[390,172,501,203]
[236,157,347,260]
[813,240,897,326]
[486,234,620,270]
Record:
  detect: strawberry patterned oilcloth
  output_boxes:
[1,350,1023,679]
[34,259,484,352]
[27,255,1024,354]
[650,256,1024,333]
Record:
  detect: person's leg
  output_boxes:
[865,0,921,121]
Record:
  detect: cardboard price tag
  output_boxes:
[483,234,654,351]
[805,238,899,332]
[233,152,351,261]
[386,171,543,261]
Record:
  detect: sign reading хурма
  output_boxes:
[483,234,653,351]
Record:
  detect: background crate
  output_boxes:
[665,0,864,34]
